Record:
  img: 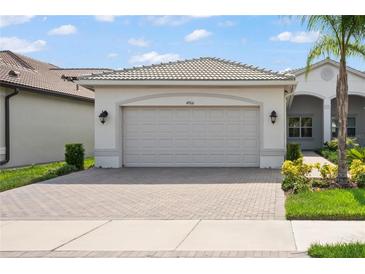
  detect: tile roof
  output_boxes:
[0,51,112,100]
[80,57,295,81]
[288,58,365,78]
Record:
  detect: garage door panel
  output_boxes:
[123,107,259,167]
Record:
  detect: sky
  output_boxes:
[0,15,364,72]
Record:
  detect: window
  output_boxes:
[288,117,312,138]
[331,117,356,137]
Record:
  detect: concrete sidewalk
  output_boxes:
[1,220,364,258]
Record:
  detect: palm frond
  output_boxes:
[346,42,365,59]
[305,36,339,76]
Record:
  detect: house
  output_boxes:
[78,57,297,169]
[288,58,365,150]
[0,50,111,168]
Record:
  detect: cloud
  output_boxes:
[128,38,149,47]
[0,36,46,53]
[0,16,34,28]
[185,29,212,42]
[146,16,191,26]
[107,53,118,59]
[48,24,77,36]
[95,15,116,22]
[218,20,235,27]
[129,51,181,65]
[279,68,293,73]
[270,31,320,43]
[274,17,298,26]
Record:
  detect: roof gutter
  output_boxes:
[0,87,19,166]
[0,81,94,103]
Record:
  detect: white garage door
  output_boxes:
[123,107,260,167]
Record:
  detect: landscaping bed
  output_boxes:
[318,138,365,165]
[1,144,94,192]
[283,142,365,220]
[0,157,94,192]
[286,188,365,220]
[308,242,365,258]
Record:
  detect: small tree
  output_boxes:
[302,16,365,187]
[65,144,85,170]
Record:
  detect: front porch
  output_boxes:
[287,94,365,150]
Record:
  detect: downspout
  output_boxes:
[0,88,19,166]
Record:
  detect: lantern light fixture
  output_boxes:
[270,110,277,124]
[99,110,108,124]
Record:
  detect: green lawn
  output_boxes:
[285,189,365,220]
[308,242,365,258]
[0,158,94,192]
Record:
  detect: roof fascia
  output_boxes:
[77,79,297,87]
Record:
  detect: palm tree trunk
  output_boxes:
[336,55,349,186]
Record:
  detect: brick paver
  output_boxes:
[0,168,284,220]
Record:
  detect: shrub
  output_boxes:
[324,137,359,151]
[349,160,365,183]
[282,175,310,194]
[282,176,295,192]
[347,147,365,163]
[281,158,314,193]
[282,158,314,178]
[319,148,338,164]
[65,144,85,170]
[55,164,78,176]
[311,178,330,188]
[319,164,338,181]
[286,143,302,161]
[357,174,365,188]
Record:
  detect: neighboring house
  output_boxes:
[0,50,111,168]
[288,58,365,150]
[78,57,296,169]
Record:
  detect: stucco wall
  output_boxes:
[294,63,365,98]
[94,86,287,168]
[291,62,365,147]
[0,87,94,168]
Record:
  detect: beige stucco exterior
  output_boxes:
[93,85,289,168]
[0,87,94,168]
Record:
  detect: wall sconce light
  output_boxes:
[270,110,277,124]
[99,110,108,124]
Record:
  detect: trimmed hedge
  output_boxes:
[65,144,85,170]
[286,143,302,161]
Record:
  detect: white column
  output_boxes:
[323,98,332,143]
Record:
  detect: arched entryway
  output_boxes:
[331,94,365,146]
[287,94,324,150]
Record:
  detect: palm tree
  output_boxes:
[302,16,365,187]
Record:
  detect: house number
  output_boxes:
[186,100,194,105]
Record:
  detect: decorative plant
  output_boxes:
[286,143,302,161]
[65,144,85,170]
[347,147,365,163]
[319,164,338,181]
[281,158,315,193]
[302,15,365,187]
[349,159,365,183]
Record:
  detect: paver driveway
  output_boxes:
[0,168,285,220]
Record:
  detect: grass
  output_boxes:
[0,157,94,192]
[308,242,365,258]
[285,188,365,220]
